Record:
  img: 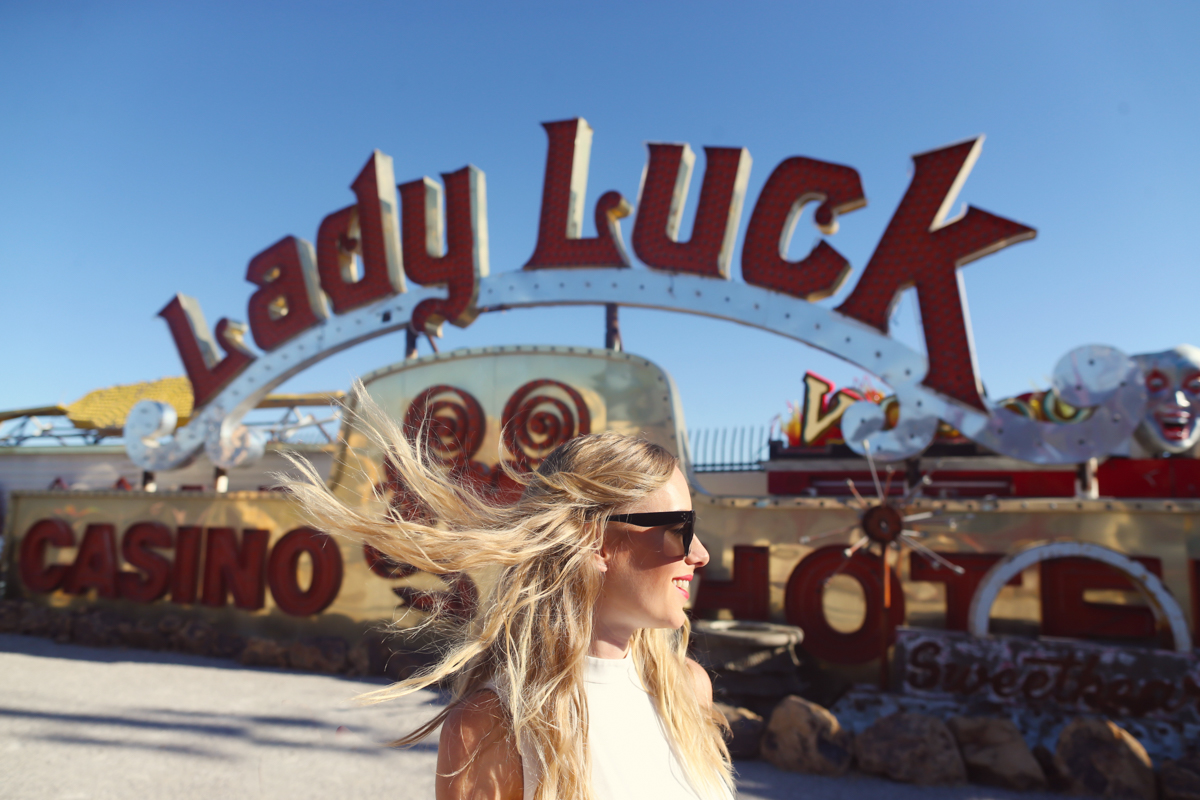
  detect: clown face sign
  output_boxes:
[1134,345,1200,455]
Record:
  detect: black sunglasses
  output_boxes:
[608,510,695,555]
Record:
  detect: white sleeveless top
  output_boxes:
[488,655,733,800]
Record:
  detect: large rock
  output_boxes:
[211,633,247,660]
[71,609,120,647]
[346,632,433,680]
[51,609,76,643]
[856,712,966,785]
[947,716,1046,792]
[17,602,55,636]
[286,637,348,673]
[760,695,853,776]
[239,637,289,668]
[0,600,22,632]
[1033,743,1074,792]
[346,632,397,677]
[170,619,215,655]
[1159,755,1200,800]
[1054,718,1154,800]
[381,648,430,682]
[157,614,184,640]
[714,703,763,760]
[116,618,167,651]
[347,636,376,677]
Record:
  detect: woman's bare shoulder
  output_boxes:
[437,689,523,800]
[443,689,508,738]
[685,657,714,706]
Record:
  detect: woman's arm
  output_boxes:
[436,690,523,800]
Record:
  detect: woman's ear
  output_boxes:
[593,529,611,573]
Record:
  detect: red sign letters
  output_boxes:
[161,120,1034,415]
[691,543,1200,665]
[18,519,343,618]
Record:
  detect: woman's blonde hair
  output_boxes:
[287,392,734,800]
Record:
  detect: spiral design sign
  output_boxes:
[501,379,591,469]
[402,385,485,465]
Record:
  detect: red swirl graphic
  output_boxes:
[364,544,478,621]
[377,456,436,525]
[501,379,591,470]
[403,385,485,465]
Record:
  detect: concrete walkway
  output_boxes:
[0,634,1063,800]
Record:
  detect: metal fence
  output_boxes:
[0,415,116,447]
[688,426,771,472]
[0,406,341,449]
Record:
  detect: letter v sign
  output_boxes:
[802,372,862,446]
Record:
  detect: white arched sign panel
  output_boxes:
[966,540,1192,653]
[126,269,1146,470]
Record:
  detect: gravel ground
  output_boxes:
[0,634,1064,800]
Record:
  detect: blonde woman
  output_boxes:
[289,404,735,800]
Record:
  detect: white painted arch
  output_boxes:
[966,540,1192,653]
[126,269,1144,470]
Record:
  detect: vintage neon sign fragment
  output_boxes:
[135,117,1142,472]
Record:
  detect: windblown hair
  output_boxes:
[287,392,734,800]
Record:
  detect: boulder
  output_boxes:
[17,602,54,636]
[71,609,120,647]
[286,637,349,673]
[116,618,167,650]
[170,619,215,655]
[0,600,22,632]
[211,633,247,660]
[856,712,966,785]
[239,637,289,669]
[356,632,433,680]
[347,631,396,677]
[1160,755,1200,800]
[347,637,375,677]
[11,602,71,642]
[157,614,184,639]
[947,716,1046,792]
[48,608,75,643]
[382,648,428,681]
[760,695,853,776]
[1054,718,1154,800]
[714,703,763,760]
[1033,743,1074,792]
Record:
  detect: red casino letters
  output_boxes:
[18,519,343,618]
[20,514,1200,661]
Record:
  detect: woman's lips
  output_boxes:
[672,575,692,599]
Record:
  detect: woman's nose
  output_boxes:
[686,536,710,567]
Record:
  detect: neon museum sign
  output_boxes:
[126,118,1147,471]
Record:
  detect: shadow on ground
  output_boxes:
[0,632,390,684]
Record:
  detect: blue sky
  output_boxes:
[1,2,1197,434]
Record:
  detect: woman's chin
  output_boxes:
[640,612,687,630]
[663,609,689,630]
